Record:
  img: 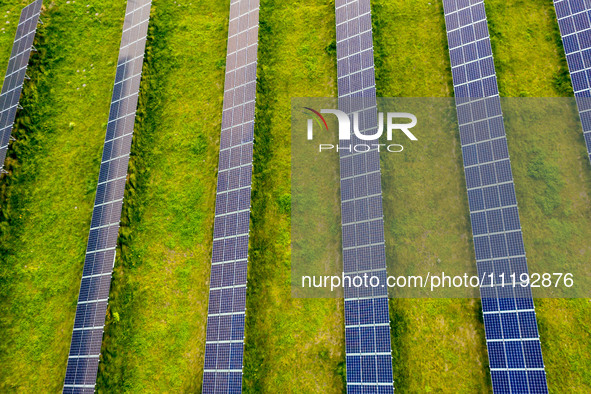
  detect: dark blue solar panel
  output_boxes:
[202,1,259,392]
[554,0,591,165]
[335,0,394,392]
[443,1,548,392]
[0,0,42,173]
[63,1,151,391]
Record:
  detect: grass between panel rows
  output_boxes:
[0,1,125,391]
[242,1,345,392]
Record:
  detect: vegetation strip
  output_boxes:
[242,0,346,391]
[0,1,125,390]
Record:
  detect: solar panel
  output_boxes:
[442,1,548,392]
[334,1,395,392]
[0,0,42,173]
[553,0,591,165]
[62,1,151,392]
[201,0,259,392]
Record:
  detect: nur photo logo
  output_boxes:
[303,107,418,152]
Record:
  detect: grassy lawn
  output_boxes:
[242,1,345,392]
[486,0,573,97]
[290,96,342,300]
[0,0,124,391]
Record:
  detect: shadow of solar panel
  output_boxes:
[553,0,591,164]
[63,1,152,392]
[442,1,548,392]
[202,1,259,392]
[0,0,42,172]
[333,0,394,392]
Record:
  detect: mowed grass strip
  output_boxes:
[486,0,591,391]
[96,0,229,391]
[372,0,490,391]
[242,0,345,392]
[0,1,125,391]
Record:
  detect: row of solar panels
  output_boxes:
[335,1,395,392]
[554,0,591,166]
[0,0,42,172]
[202,1,260,392]
[63,0,152,392]
[442,0,549,392]
[1,0,589,393]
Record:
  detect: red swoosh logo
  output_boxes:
[304,107,329,131]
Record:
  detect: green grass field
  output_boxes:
[0,0,589,392]
[241,2,346,392]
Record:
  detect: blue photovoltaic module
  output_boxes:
[0,0,42,173]
[442,0,548,392]
[553,0,591,165]
[201,0,260,392]
[335,0,395,392]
